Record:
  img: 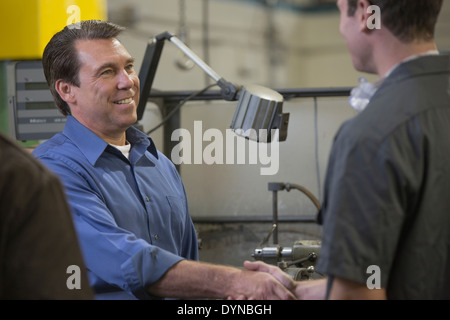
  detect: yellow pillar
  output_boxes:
[0,0,107,60]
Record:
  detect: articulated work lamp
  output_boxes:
[137,31,290,143]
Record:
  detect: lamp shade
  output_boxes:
[230,84,289,143]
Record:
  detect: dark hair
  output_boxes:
[347,0,443,43]
[42,20,125,116]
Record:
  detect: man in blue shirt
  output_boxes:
[33,20,295,300]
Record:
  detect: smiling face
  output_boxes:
[66,38,140,142]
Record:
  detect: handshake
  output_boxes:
[231,260,326,300]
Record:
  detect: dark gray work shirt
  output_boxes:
[316,55,450,300]
[0,133,93,299]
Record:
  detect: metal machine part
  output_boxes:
[252,240,322,281]
[253,182,323,281]
[268,182,320,244]
[7,60,66,141]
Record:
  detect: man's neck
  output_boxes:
[373,39,438,77]
[103,134,128,146]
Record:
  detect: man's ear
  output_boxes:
[357,0,376,33]
[55,79,76,104]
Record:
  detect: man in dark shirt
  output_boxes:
[0,132,93,299]
[246,0,450,300]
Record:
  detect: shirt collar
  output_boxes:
[125,125,159,161]
[349,51,445,113]
[380,52,449,89]
[63,116,158,166]
[383,50,440,79]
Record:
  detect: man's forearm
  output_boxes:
[148,260,239,299]
[148,260,295,300]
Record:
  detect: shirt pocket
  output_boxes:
[165,195,187,249]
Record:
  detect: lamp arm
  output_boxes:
[168,34,221,82]
[160,32,240,101]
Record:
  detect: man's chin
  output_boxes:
[126,115,138,127]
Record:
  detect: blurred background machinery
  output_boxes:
[253,240,322,280]
[250,182,323,281]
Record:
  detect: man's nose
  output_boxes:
[117,69,135,90]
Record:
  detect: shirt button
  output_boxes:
[145,196,150,202]
[154,234,159,240]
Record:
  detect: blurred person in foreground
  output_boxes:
[0,132,93,299]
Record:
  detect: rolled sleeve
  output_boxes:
[121,247,184,299]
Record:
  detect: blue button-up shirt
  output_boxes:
[33,116,198,299]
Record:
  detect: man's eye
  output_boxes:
[125,64,135,72]
[101,69,113,76]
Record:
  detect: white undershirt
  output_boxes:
[110,142,131,159]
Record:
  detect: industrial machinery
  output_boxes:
[251,182,323,281]
[7,60,66,141]
[252,240,322,281]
